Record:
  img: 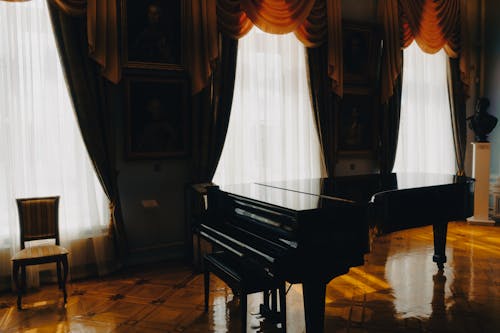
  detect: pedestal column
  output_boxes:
[467,142,495,225]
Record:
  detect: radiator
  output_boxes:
[490,177,500,219]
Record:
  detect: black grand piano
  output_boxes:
[200,173,473,332]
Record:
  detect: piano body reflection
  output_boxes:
[200,173,473,332]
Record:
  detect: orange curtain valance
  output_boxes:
[379,0,465,103]
[49,0,119,83]
[240,0,316,35]
[217,0,253,39]
[294,0,327,47]
[217,0,330,44]
[216,0,342,96]
[400,0,460,57]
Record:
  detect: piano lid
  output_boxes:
[254,173,471,203]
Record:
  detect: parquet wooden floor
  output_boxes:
[0,221,498,332]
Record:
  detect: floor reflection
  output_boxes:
[0,221,498,332]
[385,244,454,318]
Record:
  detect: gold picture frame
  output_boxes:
[342,22,381,90]
[125,74,189,159]
[121,0,184,70]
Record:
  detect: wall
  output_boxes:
[107,80,191,266]
[342,0,377,23]
[463,0,481,177]
[484,0,500,180]
[336,0,379,176]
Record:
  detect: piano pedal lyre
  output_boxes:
[259,286,287,329]
[203,252,287,332]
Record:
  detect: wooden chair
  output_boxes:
[11,196,69,310]
[204,252,287,332]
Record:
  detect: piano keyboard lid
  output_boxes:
[220,183,327,211]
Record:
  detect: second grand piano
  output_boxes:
[200,173,473,332]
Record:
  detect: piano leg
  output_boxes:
[302,282,326,333]
[241,294,247,333]
[204,269,210,311]
[279,284,287,332]
[432,221,448,270]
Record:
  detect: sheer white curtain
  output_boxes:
[393,42,456,174]
[213,28,324,186]
[0,0,115,290]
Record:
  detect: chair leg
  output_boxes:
[56,260,63,290]
[279,284,287,332]
[204,268,210,312]
[21,266,27,294]
[12,262,22,310]
[197,233,202,270]
[241,293,247,333]
[61,255,69,304]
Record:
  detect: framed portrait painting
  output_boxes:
[122,0,183,69]
[337,93,377,155]
[125,75,189,159]
[342,22,381,89]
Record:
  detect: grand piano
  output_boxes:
[200,172,473,332]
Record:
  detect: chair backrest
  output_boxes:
[16,196,60,249]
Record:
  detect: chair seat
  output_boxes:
[11,244,69,261]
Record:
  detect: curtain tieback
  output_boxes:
[108,201,116,236]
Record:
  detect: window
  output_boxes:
[0,0,111,288]
[393,42,455,174]
[213,28,323,186]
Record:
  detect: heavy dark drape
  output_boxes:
[380,76,402,174]
[448,58,467,176]
[48,0,120,83]
[307,44,336,176]
[192,35,239,183]
[399,0,460,57]
[378,0,403,174]
[47,2,127,256]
